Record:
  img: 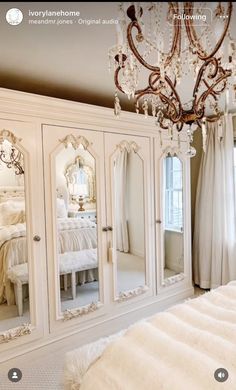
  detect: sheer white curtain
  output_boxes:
[115,149,129,252]
[193,114,236,288]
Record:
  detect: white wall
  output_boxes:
[126,151,145,258]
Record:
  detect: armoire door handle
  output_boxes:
[102,226,113,232]
[156,220,162,224]
[33,235,41,242]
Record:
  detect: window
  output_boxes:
[165,155,183,232]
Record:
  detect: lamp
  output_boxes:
[71,183,87,212]
[109,2,235,155]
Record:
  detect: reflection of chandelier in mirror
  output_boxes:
[109,2,235,155]
[0,140,24,175]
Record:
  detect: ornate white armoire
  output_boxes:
[0,88,193,362]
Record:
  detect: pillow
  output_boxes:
[0,201,25,226]
[57,198,67,218]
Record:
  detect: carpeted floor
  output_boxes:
[0,342,65,389]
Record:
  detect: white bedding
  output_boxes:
[65,281,236,390]
[0,218,96,248]
[57,218,96,231]
[0,223,26,248]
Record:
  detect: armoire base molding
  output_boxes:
[0,286,194,363]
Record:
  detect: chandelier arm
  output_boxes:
[126,3,181,71]
[164,75,183,115]
[193,57,218,98]
[12,161,24,175]
[184,2,232,61]
[203,80,217,99]
[12,148,22,162]
[194,71,231,118]
[176,122,184,132]
[114,66,127,94]
[203,75,227,95]
[148,72,161,92]
[127,21,160,72]
[160,94,179,122]
[115,64,152,97]
[115,69,152,99]
[0,150,24,175]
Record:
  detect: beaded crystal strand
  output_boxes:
[114,92,121,117]
[186,125,196,157]
[201,118,207,153]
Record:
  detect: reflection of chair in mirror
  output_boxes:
[6,249,98,317]
[59,249,97,300]
[7,263,28,316]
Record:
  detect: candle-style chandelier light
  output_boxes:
[109,2,235,154]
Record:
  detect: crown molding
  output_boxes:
[0,88,191,141]
[0,88,155,128]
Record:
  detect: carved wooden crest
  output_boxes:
[116,140,140,153]
[0,129,22,145]
[59,134,90,150]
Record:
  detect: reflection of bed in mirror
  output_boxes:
[0,185,29,331]
[0,191,98,326]
[0,136,33,333]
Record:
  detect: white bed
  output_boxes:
[65,281,236,390]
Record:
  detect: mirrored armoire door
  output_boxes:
[104,133,154,303]
[155,139,192,292]
[43,125,107,331]
[0,119,46,357]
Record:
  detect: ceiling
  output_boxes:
[0,2,235,114]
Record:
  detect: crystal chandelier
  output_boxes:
[109,2,236,154]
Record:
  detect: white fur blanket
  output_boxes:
[65,282,236,390]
